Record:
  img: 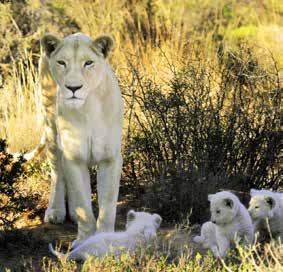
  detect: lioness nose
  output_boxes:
[66,85,83,93]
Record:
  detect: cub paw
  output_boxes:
[193,235,203,244]
[44,208,66,224]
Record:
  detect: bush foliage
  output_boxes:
[0,139,26,229]
[122,48,282,222]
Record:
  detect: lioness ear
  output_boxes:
[127,210,136,222]
[153,213,162,227]
[41,34,61,58]
[92,35,114,58]
[265,196,275,209]
[223,198,234,209]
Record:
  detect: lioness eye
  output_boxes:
[57,60,66,66]
[84,60,94,67]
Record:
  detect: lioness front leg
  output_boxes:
[63,159,96,240]
[44,163,66,223]
[96,153,122,232]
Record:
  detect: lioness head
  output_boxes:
[41,32,114,109]
[208,191,239,225]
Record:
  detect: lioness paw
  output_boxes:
[68,209,78,223]
[44,208,66,223]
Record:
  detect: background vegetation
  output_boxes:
[0,0,282,271]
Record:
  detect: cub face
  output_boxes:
[41,33,114,109]
[248,195,275,220]
[208,192,238,226]
[126,210,162,240]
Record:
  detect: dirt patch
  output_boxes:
[0,200,205,271]
[0,222,76,271]
[0,221,205,271]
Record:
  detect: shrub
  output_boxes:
[0,139,33,229]
[122,47,282,223]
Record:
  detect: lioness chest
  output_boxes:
[56,106,120,163]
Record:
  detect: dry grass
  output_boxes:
[0,52,42,152]
[0,0,282,151]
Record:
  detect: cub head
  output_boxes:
[248,190,276,220]
[41,32,114,109]
[208,191,239,226]
[126,210,162,240]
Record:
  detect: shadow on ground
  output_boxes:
[0,201,204,271]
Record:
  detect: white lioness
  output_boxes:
[248,189,283,241]
[39,32,123,241]
[206,191,254,258]
[49,210,162,260]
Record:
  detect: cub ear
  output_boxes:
[41,34,61,58]
[92,35,114,58]
[208,194,214,202]
[223,198,234,209]
[265,196,275,209]
[127,210,136,222]
[250,188,258,196]
[153,213,162,227]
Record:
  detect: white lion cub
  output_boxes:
[248,189,283,241]
[49,210,162,260]
[194,191,254,258]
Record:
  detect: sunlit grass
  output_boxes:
[0,51,42,152]
[0,0,282,152]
